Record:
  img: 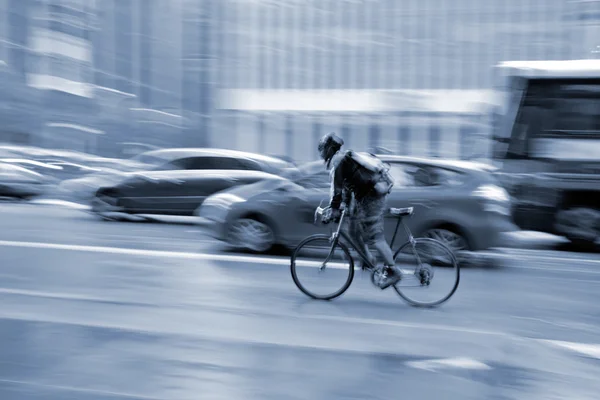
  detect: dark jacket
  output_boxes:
[328,150,374,210]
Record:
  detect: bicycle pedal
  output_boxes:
[378,280,395,290]
[378,272,402,290]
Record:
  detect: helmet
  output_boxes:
[318,132,344,162]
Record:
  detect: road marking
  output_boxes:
[0,240,599,274]
[92,236,216,245]
[0,240,350,268]
[406,357,492,372]
[0,239,292,264]
[540,340,600,359]
[0,379,163,399]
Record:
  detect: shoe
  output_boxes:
[378,266,402,289]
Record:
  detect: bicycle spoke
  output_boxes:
[392,238,460,307]
[291,235,355,300]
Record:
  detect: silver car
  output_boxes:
[197,156,517,255]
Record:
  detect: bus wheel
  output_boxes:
[557,207,600,251]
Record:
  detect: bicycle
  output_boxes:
[290,204,460,307]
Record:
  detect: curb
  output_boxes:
[500,231,569,251]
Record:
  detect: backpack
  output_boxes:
[345,151,394,196]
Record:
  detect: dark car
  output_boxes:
[197,156,517,254]
[91,169,284,220]
[61,148,294,203]
[130,148,293,175]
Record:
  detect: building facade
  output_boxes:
[28,0,99,152]
[0,0,209,157]
[91,0,215,154]
[211,0,587,162]
[0,0,599,159]
[92,0,189,155]
[0,0,41,145]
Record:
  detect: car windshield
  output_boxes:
[282,161,331,189]
[130,153,169,166]
[283,161,323,180]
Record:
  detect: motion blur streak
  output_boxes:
[0,0,600,399]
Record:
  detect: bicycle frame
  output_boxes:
[295,204,460,305]
[317,206,422,271]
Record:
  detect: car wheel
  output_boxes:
[91,191,125,222]
[556,208,600,252]
[423,228,469,252]
[422,227,472,265]
[229,218,275,253]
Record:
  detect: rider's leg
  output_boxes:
[374,237,401,288]
[356,230,376,266]
[360,194,400,287]
[349,213,376,266]
[373,238,395,266]
[359,195,393,264]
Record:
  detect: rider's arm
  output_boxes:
[341,187,352,209]
[329,165,344,210]
[329,157,347,210]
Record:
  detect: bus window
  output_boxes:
[531,83,600,161]
[494,77,600,162]
[491,75,528,161]
[505,80,551,159]
[549,94,600,134]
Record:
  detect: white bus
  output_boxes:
[491,60,600,248]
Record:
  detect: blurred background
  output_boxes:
[0,0,597,161]
[1,1,600,399]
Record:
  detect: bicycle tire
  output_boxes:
[290,234,355,300]
[392,238,460,307]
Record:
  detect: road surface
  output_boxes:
[0,204,599,399]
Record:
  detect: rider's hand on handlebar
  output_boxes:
[322,207,341,225]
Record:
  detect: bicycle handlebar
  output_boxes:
[314,205,349,225]
[314,206,325,224]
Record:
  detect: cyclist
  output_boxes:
[318,132,401,288]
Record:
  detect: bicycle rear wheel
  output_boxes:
[392,238,460,307]
[290,234,355,300]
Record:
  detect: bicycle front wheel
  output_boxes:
[392,238,460,307]
[290,234,355,300]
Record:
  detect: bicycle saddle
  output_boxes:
[389,207,414,217]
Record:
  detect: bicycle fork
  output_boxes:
[320,209,347,272]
